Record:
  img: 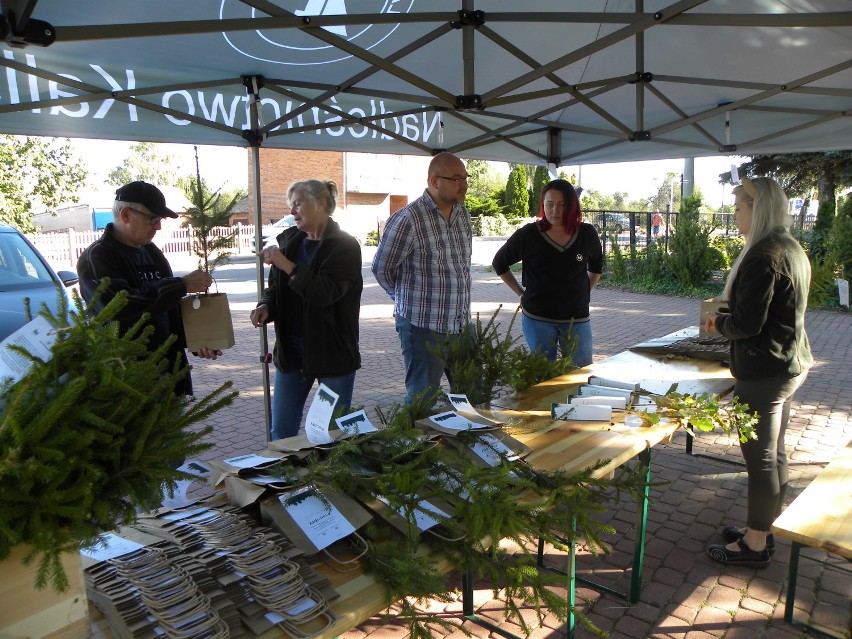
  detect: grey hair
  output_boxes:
[113,200,132,221]
[724,177,792,299]
[287,179,338,216]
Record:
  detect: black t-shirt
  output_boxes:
[281,237,321,368]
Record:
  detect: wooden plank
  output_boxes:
[771,442,852,559]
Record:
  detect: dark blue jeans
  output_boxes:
[271,368,356,440]
[394,315,455,405]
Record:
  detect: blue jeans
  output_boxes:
[271,368,356,440]
[521,314,593,367]
[395,315,453,405]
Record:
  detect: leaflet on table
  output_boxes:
[427,410,493,433]
[446,393,500,425]
[587,375,639,391]
[568,395,627,409]
[0,316,57,386]
[304,383,339,444]
[552,402,613,421]
[467,432,521,465]
[376,495,450,532]
[334,409,379,435]
[260,485,373,555]
[577,384,634,400]
[278,487,355,551]
[82,532,146,562]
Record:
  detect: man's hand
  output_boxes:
[183,269,213,293]
[193,347,223,360]
[250,304,269,327]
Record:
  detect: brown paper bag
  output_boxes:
[180,292,235,351]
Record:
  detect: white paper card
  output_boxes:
[469,433,520,465]
[447,393,499,424]
[569,395,627,409]
[82,532,145,561]
[223,453,276,469]
[552,403,612,421]
[279,487,355,551]
[578,384,633,399]
[836,279,849,307]
[335,409,378,435]
[305,383,339,444]
[429,411,490,431]
[0,316,57,386]
[587,376,639,391]
[378,495,449,531]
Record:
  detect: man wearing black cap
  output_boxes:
[77,181,220,396]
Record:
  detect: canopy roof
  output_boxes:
[1,1,850,166]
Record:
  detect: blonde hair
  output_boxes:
[287,179,338,215]
[724,176,792,298]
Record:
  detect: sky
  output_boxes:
[68,137,742,208]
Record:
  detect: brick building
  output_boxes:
[231,149,430,237]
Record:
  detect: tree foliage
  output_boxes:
[178,147,245,274]
[648,171,682,213]
[0,286,236,591]
[0,135,88,232]
[107,142,180,188]
[665,193,723,288]
[504,165,530,219]
[529,165,550,216]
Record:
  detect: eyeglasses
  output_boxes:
[128,208,163,227]
[436,175,469,184]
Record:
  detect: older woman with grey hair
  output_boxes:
[704,176,813,568]
[250,179,363,440]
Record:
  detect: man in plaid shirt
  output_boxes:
[371,152,472,404]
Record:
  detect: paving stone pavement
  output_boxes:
[180,245,851,639]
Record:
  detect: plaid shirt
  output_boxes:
[372,190,472,333]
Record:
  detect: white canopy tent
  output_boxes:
[2,0,850,435]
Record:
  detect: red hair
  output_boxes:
[537,179,582,235]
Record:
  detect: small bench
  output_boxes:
[771,441,852,639]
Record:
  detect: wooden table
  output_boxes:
[771,442,852,639]
[88,328,734,639]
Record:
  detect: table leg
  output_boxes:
[630,448,651,603]
[784,541,800,624]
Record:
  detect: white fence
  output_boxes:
[28,224,258,268]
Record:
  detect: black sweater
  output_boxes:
[492,222,603,321]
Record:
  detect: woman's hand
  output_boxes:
[263,247,296,275]
[251,304,269,327]
[704,312,718,333]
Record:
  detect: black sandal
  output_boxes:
[721,525,775,554]
[707,538,770,568]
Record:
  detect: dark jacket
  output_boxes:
[716,228,813,380]
[76,223,192,394]
[259,218,362,378]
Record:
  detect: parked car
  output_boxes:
[590,212,633,235]
[0,223,78,342]
[258,214,296,250]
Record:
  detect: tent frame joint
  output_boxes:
[719,144,738,152]
[242,130,266,148]
[630,131,652,142]
[0,12,55,48]
[455,94,484,110]
[451,10,486,29]
[630,72,654,84]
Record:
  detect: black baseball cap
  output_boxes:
[114,181,178,218]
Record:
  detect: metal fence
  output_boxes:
[28,223,258,268]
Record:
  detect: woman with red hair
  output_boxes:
[492,178,603,366]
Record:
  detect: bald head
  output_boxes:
[426,152,468,218]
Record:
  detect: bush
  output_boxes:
[665,194,721,288]
[472,213,513,237]
[710,234,744,269]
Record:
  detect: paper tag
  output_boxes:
[82,532,145,561]
[468,433,520,466]
[552,403,612,421]
[377,495,449,532]
[223,453,276,469]
[429,411,490,431]
[569,395,626,409]
[587,376,639,391]
[305,383,339,444]
[578,384,634,399]
[279,487,356,551]
[0,316,57,386]
[335,409,378,435]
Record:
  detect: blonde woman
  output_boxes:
[704,176,813,568]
